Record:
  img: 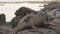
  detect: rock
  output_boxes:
[39,2,60,34]
[0,13,6,25]
[11,16,22,28]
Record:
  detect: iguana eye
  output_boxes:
[53,14,56,16]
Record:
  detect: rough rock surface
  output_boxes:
[40,2,60,34]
